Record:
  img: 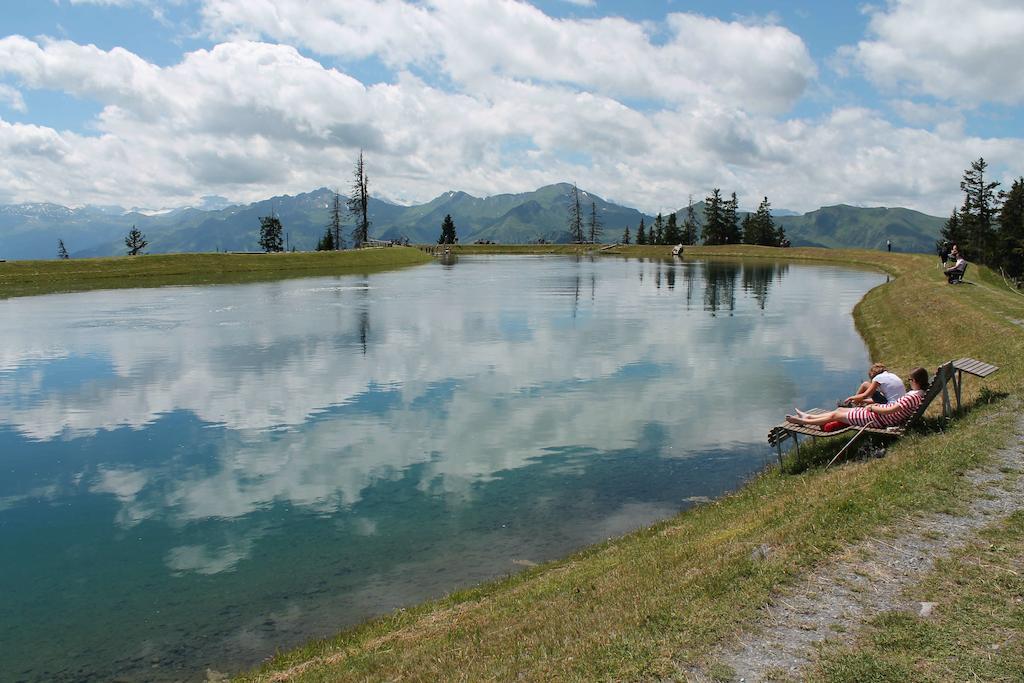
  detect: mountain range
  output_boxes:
[0,183,945,260]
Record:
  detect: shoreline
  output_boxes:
[0,243,891,301]
[0,247,433,299]
[233,247,1024,681]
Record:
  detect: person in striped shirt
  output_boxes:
[786,367,929,429]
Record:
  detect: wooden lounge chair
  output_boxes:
[767,358,997,468]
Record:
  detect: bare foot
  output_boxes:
[785,415,803,425]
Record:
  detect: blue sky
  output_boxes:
[0,0,1022,214]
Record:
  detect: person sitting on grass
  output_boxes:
[944,245,967,283]
[843,362,906,406]
[786,367,929,430]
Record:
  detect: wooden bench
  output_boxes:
[767,358,998,468]
[947,263,968,284]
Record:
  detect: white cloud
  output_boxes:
[845,0,1024,105]
[200,0,816,115]
[166,534,260,575]
[0,1,1021,214]
[889,99,965,130]
[0,84,26,112]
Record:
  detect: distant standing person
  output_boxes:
[887,239,892,252]
[937,241,949,266]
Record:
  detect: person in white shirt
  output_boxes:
[944,244,967,283]
[844,363,907,406]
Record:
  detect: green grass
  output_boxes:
[0,247,432,299]
[811,511,1024,682]
[232,245,1024,682]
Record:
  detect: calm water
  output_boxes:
[0,256,884,681]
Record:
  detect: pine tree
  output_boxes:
[652,213,664,245]
[702,189,725,245]
[566,184,584,243]
[745,196,776,246]
[762,196,776,245]
[741,214,756,245]
[682,200,698,245]
[438,214,457,244]
[588,201,603,243]
[348,151,370,247]
[663,212,682,244]
[316,227,335,251]
[941,206,966,249]
[622,226,631,244]
[258,214,284,252]
[636,217,647,245]
[329,190,345,249]
[723,192,741,244]
[124,225,147,256]
[960,157,1000,262]
[57,239,69,259]
[997,177,1024,280]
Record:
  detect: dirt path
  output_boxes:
[686,416,1024,682]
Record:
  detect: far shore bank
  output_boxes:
[1,242,897,300]
[233,247,1024,681]
[0,247,433,299]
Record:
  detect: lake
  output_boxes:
[0,255,885,681]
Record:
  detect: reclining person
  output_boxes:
[843,362,906,406]
[787,367,929,430]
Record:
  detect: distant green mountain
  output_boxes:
[775,205,945,252]
[374,183,648,244]
[0,186,944,260]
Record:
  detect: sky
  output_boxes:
[0,0,1022,215]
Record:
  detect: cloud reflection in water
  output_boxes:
[0,256,884,681]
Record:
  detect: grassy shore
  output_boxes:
[0,247,432,299]
[235,245,1024,682]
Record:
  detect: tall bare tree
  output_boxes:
[588,201,603,243]
[567,183,584,243]
[329,189,345,249]
[348,151,370,247]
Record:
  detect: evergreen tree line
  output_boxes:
[616,191,785,247]
[941,157,1024,283]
